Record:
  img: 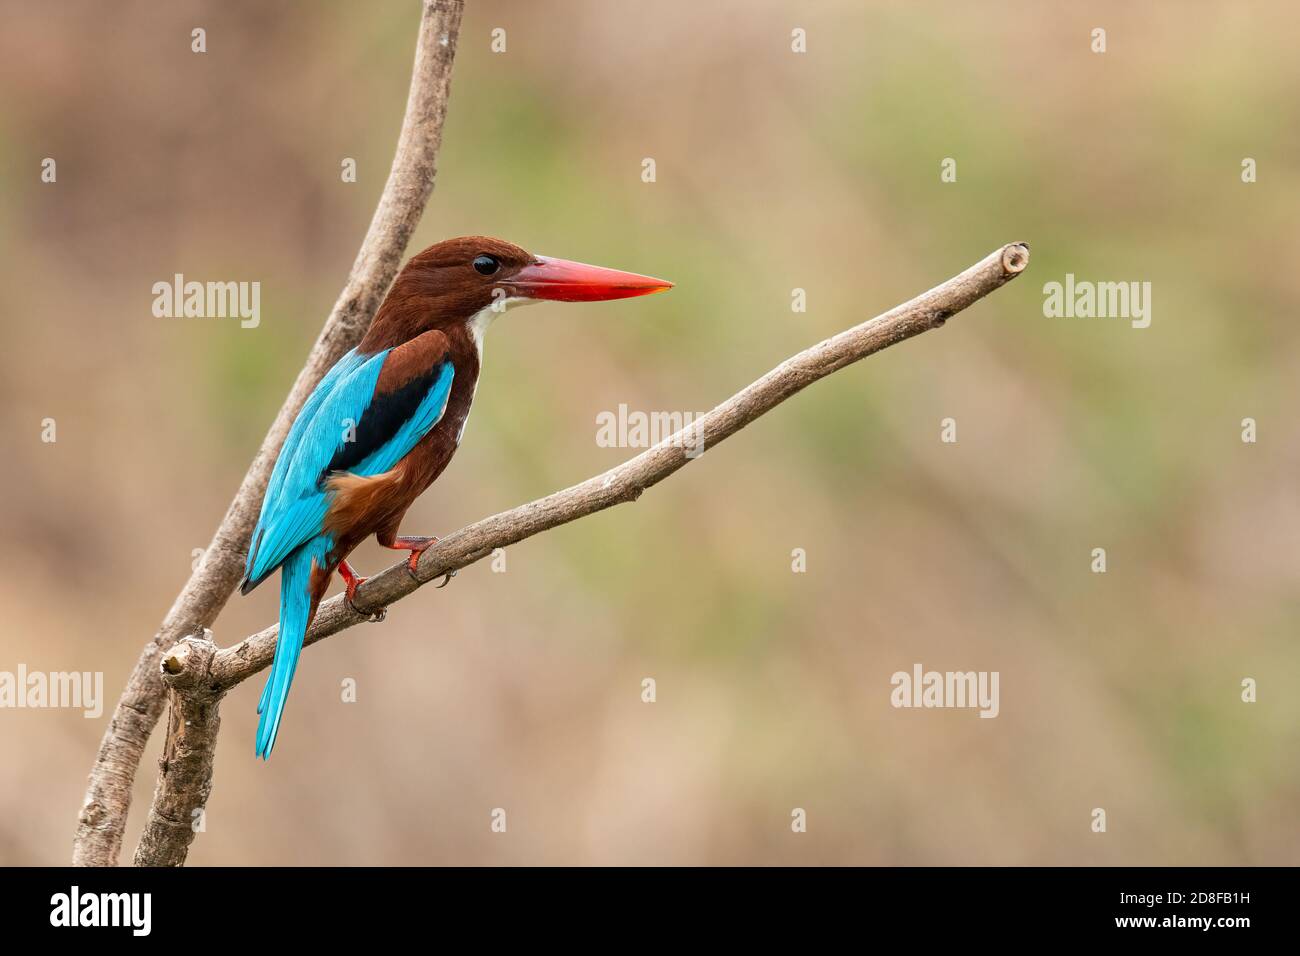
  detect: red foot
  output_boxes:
[383,535,438,576]
[338,559,367,608]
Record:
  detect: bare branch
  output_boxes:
[74,0,465,867]
[131,635,223,867]
[211,242,1031,691]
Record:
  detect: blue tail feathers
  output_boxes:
[255,537,331,760]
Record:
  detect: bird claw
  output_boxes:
[435,569,457,589]
[346,594,387,622]
[354,602,387,623]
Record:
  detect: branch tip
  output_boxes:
[1002,242,1030,274]
[160,649,187,676]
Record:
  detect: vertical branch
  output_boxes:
[131,636,223,867]
[74,0,465,867]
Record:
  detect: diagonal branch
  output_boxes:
[74,0,465,867]
[211,242,1030,689]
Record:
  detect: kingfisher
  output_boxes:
[240,236,672,758]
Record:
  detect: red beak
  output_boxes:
[509,255,674,302]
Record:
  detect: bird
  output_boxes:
[240,236,672,758]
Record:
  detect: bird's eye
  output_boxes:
[473,255,500,276]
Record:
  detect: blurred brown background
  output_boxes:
[2,0,1298,865]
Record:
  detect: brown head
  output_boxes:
[359,236,673,354]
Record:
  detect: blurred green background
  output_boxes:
[1,0,1298,864]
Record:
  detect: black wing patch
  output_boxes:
[316,361,449,486]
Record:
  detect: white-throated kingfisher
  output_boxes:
[241,236,672,758]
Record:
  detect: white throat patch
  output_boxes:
[466,295,538,359]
